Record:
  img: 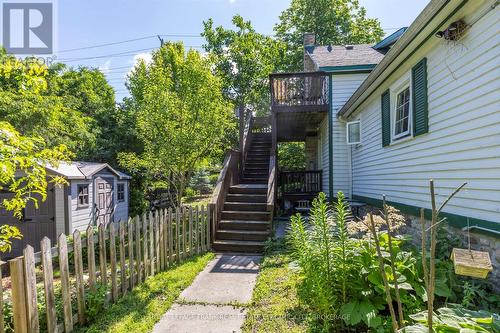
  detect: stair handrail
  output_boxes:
[267,154,277,222]
[240,110,253,176]
[209,149,240,244]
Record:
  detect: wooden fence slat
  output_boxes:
[176,210,181,264]
[188,207,193,257]
[142,214,149,278]
[110,223,118,301]
[86,226,96,289]
[128,218,135,289]
[200,205,206,252]
[41,237,57,333]
[159,210,165,271]
[195,206,200,255]
[162,209,168,269]
[10,257,28,333]
[0,262,4,333]
[98,224,107,286]
[155,211,160,272]
[168,208,173,267]
[149,212,155,276]
[119,221,128,294]
[206,204,211,250]
[23,245,39,333]
[135,216,142,284]
[182,208,187,260]
[73,230,86,325]
[58,234,73,333]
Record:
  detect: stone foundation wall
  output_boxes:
[357,205,500,288]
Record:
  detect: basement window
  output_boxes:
[346,121,361,145]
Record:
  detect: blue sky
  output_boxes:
[56,0,429,101]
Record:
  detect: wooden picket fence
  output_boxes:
[0,205,212,333]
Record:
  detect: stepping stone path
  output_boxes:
[153,254,261,333]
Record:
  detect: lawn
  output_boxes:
[75,252,214,333]
[242,239,310,333]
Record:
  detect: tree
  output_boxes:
[0,121,69,252]
[274,0,384,70]
[202,15,285,112]
[120,42,235,206]
[278,142,307,171]
[0,51,98,159]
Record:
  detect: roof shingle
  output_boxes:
[307,44,385,69]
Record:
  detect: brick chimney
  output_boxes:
[303,32,316,47]
[303,32,316,71]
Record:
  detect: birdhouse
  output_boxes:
[451,248,493,279]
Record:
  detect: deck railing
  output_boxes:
[270,72,329,111]
[279,170,323,196]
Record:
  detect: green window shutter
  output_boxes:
[381,89,391,147]
[412,57,429,136]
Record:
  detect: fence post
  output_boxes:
[182,208,187,260]
[10,257,28,333]
[195,206,200,255]
[58,233,73,332]
[135,215,142,284]
[98,223,107,286]
[168,208,173,267]
[159,210,165,271]
[188,207,193,257]
[142,213,149,278]
[206,205,211,251]
[110,222,118,301]
[128,217,135,289]
[176,210,181,264]
[87,226,96,289]
[40,237,57,333]
[73,230,86,325]
[200,205,206,253]
[149,211,155,275]
[119,221,127,295]
[155,211,160,272]
[23,245,39,333]
[0,261,5,333]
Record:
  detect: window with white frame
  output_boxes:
[117,183,125,202]
[77,184,89,208]
[346,121,361,144]
[391,73,412,141]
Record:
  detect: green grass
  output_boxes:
[242,240,310,333]
[75,253,214,333]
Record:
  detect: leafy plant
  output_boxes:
[85,283,108,322]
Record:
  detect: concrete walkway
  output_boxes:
[152,254,261,333]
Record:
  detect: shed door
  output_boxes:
[96,177,114,225]
[0,184,56,259]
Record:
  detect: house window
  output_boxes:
[393,84,411,140]
[77,184,89,208]
[346,121,361,144]
[117,183,125,202]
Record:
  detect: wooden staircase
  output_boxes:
[212,133,273,252]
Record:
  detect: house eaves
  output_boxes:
[338,0,468,119]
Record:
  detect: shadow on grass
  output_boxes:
[75,253,214,333]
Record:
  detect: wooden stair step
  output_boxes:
[216,229,269,241]
[229,184,267,194]
[219,220,269,230]
[226,194,267,203]
[224,202,267,211]
[221,210,270,221]
[212,240,265,253]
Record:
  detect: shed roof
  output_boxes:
[306,44,385,70]
[46,161,131,180]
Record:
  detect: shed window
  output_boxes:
[117,183,125,202]
[77,184,89,208]
[346,121,361,145]
[393,85,411,140]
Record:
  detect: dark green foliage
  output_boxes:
[85,283,108,322]
[189,169,213,194]
[278,142,306,171]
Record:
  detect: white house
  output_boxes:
[299,0,500,235]
[0,161,131,258]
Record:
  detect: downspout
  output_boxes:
[328,74,334,201]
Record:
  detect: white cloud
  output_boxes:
[132,52,153,66]
[229,0,236,4]
[99,60,111,74]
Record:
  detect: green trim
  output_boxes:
[340,0,469,119]
[352,195,500,237]
[328,75,334,201]
[381,89,391,147]
[411,57,429,136]
[320,64,377,73]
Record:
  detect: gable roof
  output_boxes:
[373,27,409,51]
[46,161,132,180]
[306,44,385,71]
[338,0,461,118]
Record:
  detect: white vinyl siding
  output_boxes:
[349,2,500,223]
[318,73,369,198]
[54,184,65,236]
